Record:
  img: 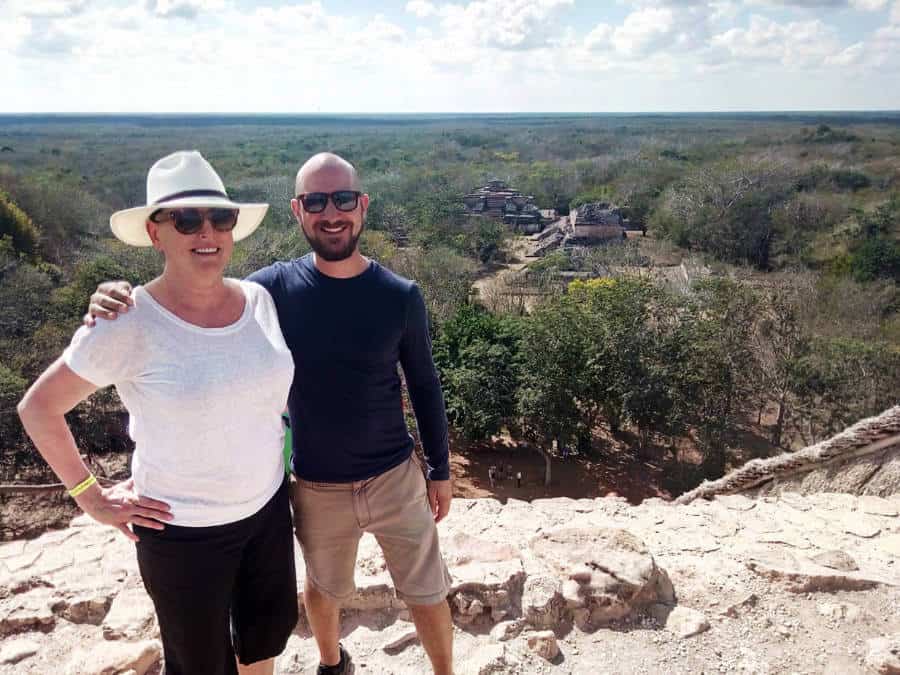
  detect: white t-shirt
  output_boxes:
[64,280,294,527]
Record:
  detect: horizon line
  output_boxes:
[2,110,900,116]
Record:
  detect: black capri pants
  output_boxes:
[134,478,298,675]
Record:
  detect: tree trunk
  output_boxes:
[771,394,786,447]
[537,444,553,487]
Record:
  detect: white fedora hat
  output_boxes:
[110,150,268,246]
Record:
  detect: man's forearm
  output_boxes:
[407,381,450,480]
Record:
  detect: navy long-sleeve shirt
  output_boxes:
[248,254,450,482]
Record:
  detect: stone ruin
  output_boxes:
[463,179,553,234]
[1,407,899,674]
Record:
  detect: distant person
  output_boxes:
[516,471,523,489]
[86,152,454,675]
[507,463,514,481]
[488,465,496,488]
[19,151,297,675]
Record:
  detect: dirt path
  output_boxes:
[471,236,533,300]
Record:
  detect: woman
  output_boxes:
[18,151,297,675]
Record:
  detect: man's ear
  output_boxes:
[359,193,370,220]
[290,198,302,221]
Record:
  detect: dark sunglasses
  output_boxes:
[296,190,361,214]
[149,207,239,235]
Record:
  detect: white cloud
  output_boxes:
[20,0,87,18]
[584,23,614,50]
[148,0,226,19]
[891,0,900,21]
[406,1,436,19]
[710,15,840,67]
[850,0,888,9]
[1,0,898,112]
[437,0,574,51]
[613,7,677,57]
[0,16,32,53]
[824,41,865,65]
[746,0,886,8]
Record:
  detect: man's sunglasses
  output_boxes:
[149,208,239,235]
[296,191,361,214]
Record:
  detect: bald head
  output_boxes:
[295,152,360,196]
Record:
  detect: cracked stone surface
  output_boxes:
[1,491,898,674]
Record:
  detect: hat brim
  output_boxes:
[110,196,269,247]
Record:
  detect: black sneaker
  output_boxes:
[317,644,352,675]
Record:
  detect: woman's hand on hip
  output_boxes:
[77,477,173,542]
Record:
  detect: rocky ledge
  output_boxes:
[1,491,899,674]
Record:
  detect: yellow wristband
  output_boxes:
[68,474,97,498]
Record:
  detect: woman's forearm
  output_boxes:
[17,358,171,539]
[17,403,94,489]
[17,357,101,490]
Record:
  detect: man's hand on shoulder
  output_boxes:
[83,281,134,327]
[426,479,452,523]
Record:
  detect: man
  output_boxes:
[87,153,454,675]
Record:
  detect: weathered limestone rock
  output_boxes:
[650,604,710,638]
[878,534,900,558]
[529,528,662,626]
[490,619,524,642]
[445,532,525,624]
[859,495,899,517]
[54,591,113,625]
[842,514,883,538]
[525,630,559,660]
[722,593,758,618]
[810,550,859,572]
[0,574,53,600]
[3,482,900,674]
[816,601,865,623]
[866,633,900,674]
[746,550,889,592]
[380,625,419,652]
[521,575,562,629]
[0,638,39,665]
[344,581,399,612]
[64,639,161,675]
[713,494,756,511]
[102,586,156,640]
[0,590,55,636]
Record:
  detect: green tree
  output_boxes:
[516,295,588,485]
[791,337,900,443]
[0,191,40,260]
[0,360,27,453]
[51,256,129,323]
[674,279,759,476]
[652,160,794,269]
[849,237,900,283]
[433,304,522,441]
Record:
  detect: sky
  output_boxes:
[2,0,899,113]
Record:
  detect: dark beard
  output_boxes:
[301,220,363,262]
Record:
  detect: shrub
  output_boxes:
[0,191,40,260]
[831,169,871,192]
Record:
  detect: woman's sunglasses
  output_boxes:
[296,191,361,214]
[149,208,239,235]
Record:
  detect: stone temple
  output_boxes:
[463,179,554,234]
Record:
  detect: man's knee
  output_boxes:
[304,577,344,608]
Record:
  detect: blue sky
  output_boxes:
[2,0,899,112]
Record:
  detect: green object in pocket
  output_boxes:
[282,414,292,475]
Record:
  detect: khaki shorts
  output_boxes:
[290,455,451,606]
